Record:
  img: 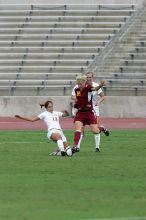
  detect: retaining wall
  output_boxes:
[0,96,146,118]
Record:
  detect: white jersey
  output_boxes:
[91,82,103,107]
[38,111,63,131]
[71,84,78,97]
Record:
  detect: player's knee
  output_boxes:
[93,132,100,135]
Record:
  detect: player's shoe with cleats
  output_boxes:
[99,125,110,136]
[61,151,66,156]
[49,150,61,156]
[104,128,109,136]
[72,146,80,154]
[95,148,100,152]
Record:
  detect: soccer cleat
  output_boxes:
[99,125,109,136]
[103,128,109,136]
[75,147,80,152]
[71,146,80,154]
[61,151,66,156]
[49,150,62,156]
[95,148,100,152]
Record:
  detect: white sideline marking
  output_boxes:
[81,217,146,220]
[0,141,46,144]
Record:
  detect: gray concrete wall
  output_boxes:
[0,96,146,118]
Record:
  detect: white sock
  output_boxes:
[77,134,83,149]
[57,140,64,152]
[94,133,100,149]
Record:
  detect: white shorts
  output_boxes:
[47,129,67,142]
[93,106,100,117]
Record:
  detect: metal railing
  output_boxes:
[85,3,146,75]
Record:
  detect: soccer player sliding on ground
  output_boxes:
[15,100,74,156]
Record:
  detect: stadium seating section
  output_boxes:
[0,4,146,96]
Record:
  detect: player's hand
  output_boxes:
[62,110,69,116]
[15,115,20,118]
[99,80,105,87]
[39,103,44,109]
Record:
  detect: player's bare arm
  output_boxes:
[71,95,77,102]
[15,115,40,122]
[97,92,105,105]
[92,80,105,91]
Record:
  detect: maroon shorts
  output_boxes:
[74,110,97,125]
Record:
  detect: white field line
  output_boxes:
[0,141,46,144]
[79,217,146,220]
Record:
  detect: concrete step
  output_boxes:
[0,46,104,53]
[0,27,117,35]
[0,59,90,66]
[0,15,130,23]
[0,66,83,73]
[103,86,146,96]
[0,33,113,41]
[106,79,146,86]
[0,21,123,29]
[0,9,135,17]
[0,79,75,86]
[0,84,72,96]
[0,72,78,80]
[0,40,108,47]
[0,52,97,60]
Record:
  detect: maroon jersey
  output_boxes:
[74,84,93,111]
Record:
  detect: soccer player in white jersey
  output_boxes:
[15,100,71,156]
[86,72,105,126]
[71,72,109,152]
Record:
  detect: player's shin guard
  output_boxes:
[94,133,100,150]
[74,131,81,146]
[57,140,65,152]
[77,134,83,149]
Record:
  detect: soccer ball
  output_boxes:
[65,147,73,156]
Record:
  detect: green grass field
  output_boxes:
[0,129,146,220]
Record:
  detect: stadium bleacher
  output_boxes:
[1,3,146,96]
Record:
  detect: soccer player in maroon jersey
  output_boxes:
[72,75,107,153]
[71,72,109,152]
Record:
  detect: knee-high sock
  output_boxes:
[74,131,81,146]
[94,133,100,149]
[77,134,83,149]
[57,139,64,151]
